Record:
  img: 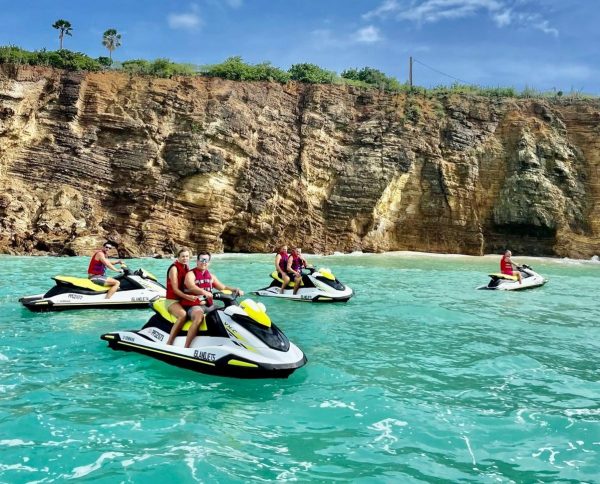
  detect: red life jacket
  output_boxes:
[166,260,189,300]
[278,251,289,273]
[87,250,106,276]
[181,268,213,308]
[290,254,303,272]
[500,256,513,275]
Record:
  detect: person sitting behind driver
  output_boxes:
[500,249,522,284]
[178,252,244,349]
[286,247,304,295]
[87,242,123,299]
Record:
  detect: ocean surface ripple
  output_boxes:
[0,253,598,482]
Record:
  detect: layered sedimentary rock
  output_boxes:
[0,64,599,258]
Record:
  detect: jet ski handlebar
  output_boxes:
[212,290,240,307]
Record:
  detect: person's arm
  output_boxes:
[169,267,196,301]
[212,275,244,296]
[287,257,300,276]
[98,253,122,273]
[275,254,281,273]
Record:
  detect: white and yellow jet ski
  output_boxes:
[477,264,547,291]
[100,293,307,379]
[254,267,353,302]
[19,267,165,311]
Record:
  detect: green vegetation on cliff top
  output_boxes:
[0,45,590,99]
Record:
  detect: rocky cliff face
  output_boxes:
[1,64,598,258]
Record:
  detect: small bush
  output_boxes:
[202,56,290,83]
[288,63,338,84]
[341,66,402,92]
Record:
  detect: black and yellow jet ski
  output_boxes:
[254,267,353,302]
[19,267,165,311]
[100,292,307,379]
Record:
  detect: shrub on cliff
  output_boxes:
[0,46,103,71]
[288,63,338,84]
[341,67,402,92]
[202,56,290,83]
[121,58,196,77]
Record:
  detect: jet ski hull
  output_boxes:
[254,268,353,303]
[101,331,306,378]
[254,286,353,302]
[477,266,547,291]
[20,268,165,311]
[100,296,307,379]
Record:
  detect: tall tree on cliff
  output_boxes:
[102,29,121,60]
[52,19,73,50]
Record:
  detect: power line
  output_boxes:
[412,58,472,85]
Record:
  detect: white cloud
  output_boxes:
[493,9,511,26]
[168,5,203,30]
[364,0,558,35]
[355,26,383,43]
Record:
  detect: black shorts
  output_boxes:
[287,272,301,280]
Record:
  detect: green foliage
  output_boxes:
[120,58,197,77]
[0,46,103,71]
[341,66,402,92]
[96,56,112,67]
[202,56,290,82]
[288,63,338,84]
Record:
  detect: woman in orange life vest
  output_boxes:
[87,242,124,299]
[179,252,244,348]
[500,249,522,284]
[286,247,304,295]
[275,245,292,294]
[165,247,197,345]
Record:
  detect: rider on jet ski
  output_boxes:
[500,250,522,284]
[286,247,305,296]
[87,242,124,299]
[275,245,301,294]
[176,252,244,348]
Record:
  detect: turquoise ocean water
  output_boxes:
[0,253,598,482]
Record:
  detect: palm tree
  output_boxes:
[102,29,122,60]
[52,19,73,50]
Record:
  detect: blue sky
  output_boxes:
[1,0,598,93]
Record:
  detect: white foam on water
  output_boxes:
[319,400,358,412]
[462,435,477,466]
[368,418,408,454]
[69,451,124,479]
[564,408,600,417]
[0,439,35,446]
[0,353,8,361]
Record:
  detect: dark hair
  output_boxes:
[197,252,211,261]
[176,247,190,257]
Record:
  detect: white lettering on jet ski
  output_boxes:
[193,350,216,362]
[132,297,149,302]
[150,329,164,341]
[68,294,83,300]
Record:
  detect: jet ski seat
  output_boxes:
[53,276,109,292]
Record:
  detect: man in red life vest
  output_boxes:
[500,249,522,284]
[87,242,124,299]
[286,247,304,295]
[180,252,244,348]
[165,248,197,345]
[275,245,291,294]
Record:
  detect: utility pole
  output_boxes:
[409,56,413,88]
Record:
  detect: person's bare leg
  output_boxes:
[292,275,301,295]
[167,303,187,345]
[105,279,120,299]
[280,274,290,294]
[185,310,205,348]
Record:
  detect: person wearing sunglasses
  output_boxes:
[87,242,124,299]
[178,252,244,348]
